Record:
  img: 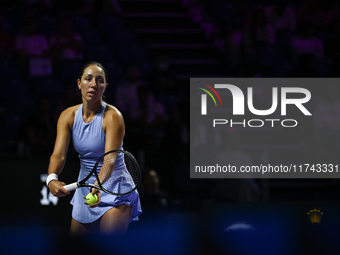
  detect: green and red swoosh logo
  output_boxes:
[198,83,222,106]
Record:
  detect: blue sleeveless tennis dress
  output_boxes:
[70,102,142,224]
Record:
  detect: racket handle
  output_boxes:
[64,182,79,191]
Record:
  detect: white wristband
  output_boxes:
[46,173,58,186]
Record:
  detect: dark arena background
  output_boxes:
[1,0,340,254]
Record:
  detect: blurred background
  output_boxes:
[1,0,340,254]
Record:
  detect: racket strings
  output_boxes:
[98,151,140,194]
[124,154,140,185]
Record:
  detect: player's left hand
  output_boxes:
[84,188,101,208]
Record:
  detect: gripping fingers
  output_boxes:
[49,181,70,197]
[84,189,101,208]
[59,182,70,195]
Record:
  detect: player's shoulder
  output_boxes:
[59,104,81,122]
[104,104,124,122]
[104,104,122,117]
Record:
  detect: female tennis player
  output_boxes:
[46,61,142,235]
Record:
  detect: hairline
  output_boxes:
[79,62,108,83]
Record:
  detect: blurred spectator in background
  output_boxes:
[15,16,51,76]
[290,21,324,62]
[324,19,340,61]
[264,0,296,32]
[201,15,219,40]
[17,97,56,158]
[50,18,84,70]
[160,101,189,156]
[226,26,245,73]
[53,86,80,123]
[125,85,168,151]
[296,0,327,32]
[244,8,275,49]
[224,1,251,74]
[159,101,189,194]
[188,1,204,24]
[144,55,176,95]
[243,8,275,76]
[229,0,251,30]
[0,17,14,59]
[140,169,170,208]
[115,63,146,123]
[131,85,168,128]
[287,53,321,77]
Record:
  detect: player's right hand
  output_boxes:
[48,180,70,197]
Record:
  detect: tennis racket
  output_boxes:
[64,150,141,196]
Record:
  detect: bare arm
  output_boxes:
[87,105,125,208]
[96,105,125,185]
[92,105,125,190]
[47,107,76,197]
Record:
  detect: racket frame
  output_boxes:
[64,150,141,196]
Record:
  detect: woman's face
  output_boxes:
[77,64,107,102]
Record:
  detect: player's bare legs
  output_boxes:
[70,204,132,235]
[100,204,132,234]
[70,218,98,235]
